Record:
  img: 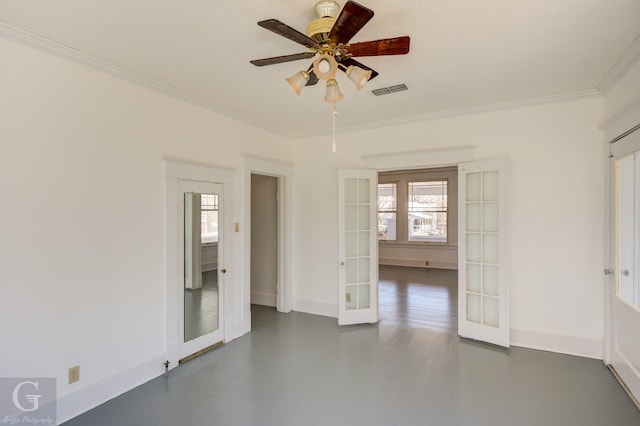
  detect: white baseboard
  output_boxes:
[57,353,166,424]
[293,298,338,318]
[379,258,457,270]
[511,328,602,360]
[251,291,277,307]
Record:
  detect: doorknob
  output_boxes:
[621,269,630,276]
[221,268,227,274]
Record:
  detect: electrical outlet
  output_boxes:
[68,366,80,384]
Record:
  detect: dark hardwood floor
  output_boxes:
[379,264,458,334]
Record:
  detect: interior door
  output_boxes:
[609,128,640,402]
[338,169,378,325]
[458,160,509,347]
[178,180,224,360]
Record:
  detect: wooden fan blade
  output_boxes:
[339,57,379,81]
[250,52,316,67]
[258,19,319,49]
[306,65,319,86]
[328,1,374,45]
[347,36,410,57]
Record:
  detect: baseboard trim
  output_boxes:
[57,353,166,424]
[251,291,277,307]
[379,258,457,270]
[293,298,338,318]
[511,329,602,359]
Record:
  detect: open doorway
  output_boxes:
[250,174,279,329]
[377,166,459,334]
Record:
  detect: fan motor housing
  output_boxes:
[306,17,335,42]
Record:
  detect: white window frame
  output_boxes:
[378,166,457,248]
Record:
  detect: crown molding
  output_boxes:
[297,89,602,140]
[0,21,287,139]
[598,33,640,96]
[1,20,606,142]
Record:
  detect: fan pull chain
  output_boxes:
[331,103,337,153]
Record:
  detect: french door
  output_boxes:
[178,180,224,360]
[338,169,379,325]
[458,160,509,347]
[609,128,640,402]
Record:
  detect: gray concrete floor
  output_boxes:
[64,309,640,425]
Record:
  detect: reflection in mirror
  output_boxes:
[184,192,220,342]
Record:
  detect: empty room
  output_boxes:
[2,1,640,425]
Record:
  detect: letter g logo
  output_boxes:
[12,381,42,412]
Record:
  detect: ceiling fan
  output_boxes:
[250,0,410,102]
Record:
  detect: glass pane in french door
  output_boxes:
[344,177,371,311]
[465,171,500,328]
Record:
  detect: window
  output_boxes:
[378,183,397,240]
[378,167,455,246]
[201,194,219,243]
[408,180,447,242]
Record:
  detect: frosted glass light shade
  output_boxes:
[313,53,338,80]
[346,65,372,90]
[285,70,310,95]
[324,79,343,103]
[315,1,340,18]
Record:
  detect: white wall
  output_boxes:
[0,32,293,422]
[292,94,606,358]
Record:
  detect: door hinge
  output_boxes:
[604,268,614,276]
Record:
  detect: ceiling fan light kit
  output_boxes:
[251,0,410,150]
[324,78,344,103]
[285,70,310,95]
[346,65,371,91]
[312,53,339,81]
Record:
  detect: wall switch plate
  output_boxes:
[234,223,239,232]
[68,366,80,384]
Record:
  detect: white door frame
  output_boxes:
[164,158,235,369]
[243,154,294,320]
[604,124,640,405]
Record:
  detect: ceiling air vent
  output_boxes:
[372,84,408,96]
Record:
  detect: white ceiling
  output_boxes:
[1,0,639,138]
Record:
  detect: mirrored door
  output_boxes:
[178,181,224,360]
